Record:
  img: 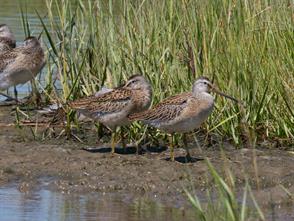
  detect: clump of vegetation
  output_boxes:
[19,0,293,147]
[185,159,265,221]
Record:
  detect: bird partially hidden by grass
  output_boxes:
[70,74,153,154]
[0,24,16,51]
[0,36,45,102]
[0,24,18,100]
[129,76,240,162]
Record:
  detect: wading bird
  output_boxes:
[0,36,45,101]
[129,76,239,161]
[0,24,16,51]
[0,24,17,99]
[70,75,153,154]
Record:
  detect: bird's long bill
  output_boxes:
[212,87,240,104]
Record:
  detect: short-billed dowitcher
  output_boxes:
[0,24,16,51]
[0,36,45,101]
[129,76,239,161]
[0,24,17,99]
[70,75,152,153]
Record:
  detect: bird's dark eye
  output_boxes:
[126,79,138,87]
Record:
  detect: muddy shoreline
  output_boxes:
[0,106,293,218]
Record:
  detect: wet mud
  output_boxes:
[0,106,293,219]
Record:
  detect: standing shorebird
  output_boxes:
[0,36,45,101]
[70,75,153,154]
[0,24,17,99]
[129,76,239,161]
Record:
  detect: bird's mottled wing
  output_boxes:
[129,92,191,124]
[70,88,132,117]
[0,37,16,48]
[0,51,17,72]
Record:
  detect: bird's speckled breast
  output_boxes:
[131,89,152,113]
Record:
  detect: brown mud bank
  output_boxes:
[0,106,293,215]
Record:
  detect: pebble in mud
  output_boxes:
[18,182,31,193]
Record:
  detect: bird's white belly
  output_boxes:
[99,111,130,128]
[0,69,33,90]
[77,109,131,129]
[159,107,213,133]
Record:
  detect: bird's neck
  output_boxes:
[133,86,152,111]
[193,91,214,101]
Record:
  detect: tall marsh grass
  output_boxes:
[33,0,293,145]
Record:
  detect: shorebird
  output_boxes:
[0,36,45,101]
[0,24,17,99]
[0,24,16,51]
[70,75,153,153]
[129,76,239,161]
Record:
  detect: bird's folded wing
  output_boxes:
[0,52,17,72]
[70,89,132,116]
[129,92,191,124]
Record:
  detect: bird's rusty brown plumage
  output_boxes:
[129,92,191,123]
[70,75,152,129]
[70,88,133,117]
[70,74,152,154]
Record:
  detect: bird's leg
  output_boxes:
[136,128,147,155]
[96,123,104,139]
[183,133,192,162]
[120,127,126,153]
[14,86,18,100]
[169,134,175,161]
[193,133,203,153]
[135,143,141,155]
[133,128,140,155]
[111,128,117,154]
[5,89,11,101]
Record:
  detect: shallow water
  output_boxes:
[0,0,49,39]
[1,184,293,221]
[0,183,196,221]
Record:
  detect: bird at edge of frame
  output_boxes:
[0,24,18,101]
[0,34,45,104]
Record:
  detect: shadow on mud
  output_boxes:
[164,156,204,164]
[82,145,203,164]
[82,145,168,155]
